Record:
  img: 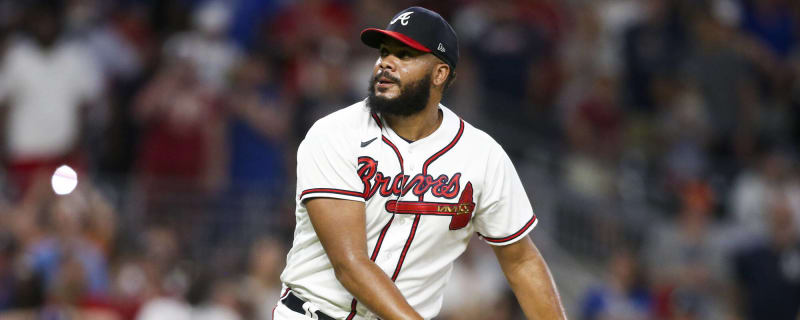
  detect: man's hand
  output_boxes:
[492,236,567,319]
[306,198,423,320]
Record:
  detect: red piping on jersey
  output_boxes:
[382,137,403,168]
[391,214,421,281]
[371,112,383,128]
[370,215,396,261]
[347,121,403,319]
[346,299,358,320]
[345,214,395,319]
[480,214,538,243]
[300,188,365,199]
[421,119,465,201]
[389,119,465,282]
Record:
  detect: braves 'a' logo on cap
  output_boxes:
[391,11,413,26]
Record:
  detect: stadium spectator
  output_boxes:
[740,0,797,58]
[217,55,292,243]
[132,227,191,320]
[163,0,241,91]
[729,146,800,239]
[580,248,653,320]
[239,237,287,319]
[0,1,795,318]
[467,0,550,158]
[682,10,756,161]
[439,238,509,320]
[132,50,226,240]
[192,279,243,320]
[644,180,734,319]
[653,79,712,192]
[621,0,687,113]
[733,194,800,319]
[0,0,104,200]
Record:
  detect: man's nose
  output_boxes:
[379,54,398,71]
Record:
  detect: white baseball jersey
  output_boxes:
[280,101,537,319]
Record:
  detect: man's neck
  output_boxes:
[383,99,443,142]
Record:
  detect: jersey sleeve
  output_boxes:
[472,144,538,246]
[296,121,365,203]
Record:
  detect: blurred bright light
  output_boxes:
[51,165,78,195]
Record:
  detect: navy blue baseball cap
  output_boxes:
[361,7,459,70]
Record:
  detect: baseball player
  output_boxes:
[275,7,566,320]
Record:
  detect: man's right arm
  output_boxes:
[306,197,422,320]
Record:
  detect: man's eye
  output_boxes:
[397,51,409,58]
[380,48,389,57]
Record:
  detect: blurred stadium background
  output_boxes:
[0,0,798,319]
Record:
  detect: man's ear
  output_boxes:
[432,63,450,87]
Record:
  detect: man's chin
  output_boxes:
[374,89,400,100]
[367,74,431,116]
[367,95,391,107]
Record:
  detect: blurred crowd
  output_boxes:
[0,0,798,319]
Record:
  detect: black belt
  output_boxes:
[282,291,336,320]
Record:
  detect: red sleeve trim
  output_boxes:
[480,214,537,243]
[299,188,365,199]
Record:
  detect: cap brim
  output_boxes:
[360,28,432,53]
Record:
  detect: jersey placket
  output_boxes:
[375,111,459,277]
[377,138,412,267]
[354,110,462,319]
[367,140,414,320]
[389,132,425,257]
[353,117,419,320]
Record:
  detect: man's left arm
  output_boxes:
[492,236,567,320]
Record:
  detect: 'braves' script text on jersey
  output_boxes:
[280,101,538,319]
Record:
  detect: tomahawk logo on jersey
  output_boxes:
[281,101,537,319]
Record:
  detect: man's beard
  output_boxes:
[366,71,432,117]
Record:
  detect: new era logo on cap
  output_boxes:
[360,7,459,69]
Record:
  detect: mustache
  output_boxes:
[373,70,400,84]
